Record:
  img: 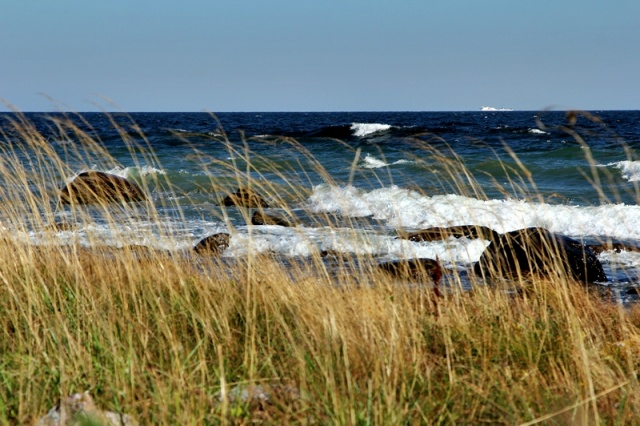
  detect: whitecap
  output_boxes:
[106,165,167,179]
[351,122,392,137]
[222,224,489,265]
[607,160,640,182]
[307,184,640,241]
[361,154,411,169]
[528,128,547,135]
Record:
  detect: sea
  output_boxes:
[2,110,640,295]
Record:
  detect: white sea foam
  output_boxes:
[528,128,547,135]
[607,161,640,182]
[351,122,392,137]
[361,154,411,169]
[63,166,165,184]
[27,180,640,273]
[106,165,167,179]
[598,250,640,278]
[221,224,489,265]
[307,184,640,241]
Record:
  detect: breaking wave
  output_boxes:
[608,161,640,182]
[350,122,392,137]
[360,154,411,169]
[306,184,640,241]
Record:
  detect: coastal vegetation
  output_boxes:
[1,111,640,424]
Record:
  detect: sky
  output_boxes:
[1,1,639,112]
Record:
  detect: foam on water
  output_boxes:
[307,184,640,241]
[351,122,392,137]
[219,224,489,265]
[599,251,640,282]
[361,154,411,169]
[608,161,640,182]
[62,166,165,184]
[107,165,167,179]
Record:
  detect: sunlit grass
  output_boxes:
[0,111,639,424]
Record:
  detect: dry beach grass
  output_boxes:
[1,111,640,424]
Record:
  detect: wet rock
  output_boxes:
[221,187,269,208]
[402,225,499,242]
[59,171,147,205]
[251,211,293,227]
[194,233,230,255]
[35,392,136,426]
[474,227,607,284]
[320,249,350,259]
[626,287,640,296]
[378,258,443,283]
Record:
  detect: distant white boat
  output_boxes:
[481,106,514,112]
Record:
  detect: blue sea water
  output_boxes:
[2,110,640,290]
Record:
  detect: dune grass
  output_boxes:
[0,112,640,424]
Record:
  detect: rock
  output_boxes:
[218,382,301,408]
[473,227,607,284]
[35,392,136,426]
[626,287,640,296]
[378,258,443,283]
[221,187,269,208]
[320,249,350,259]
[194,233,230,255]
[402,225,499,242]
[59,171,147,205]
[251,211,293,227]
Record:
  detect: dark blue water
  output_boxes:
[3,110,639,204]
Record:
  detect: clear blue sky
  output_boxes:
[1,1,638,112]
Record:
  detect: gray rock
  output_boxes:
[35,392,136,426]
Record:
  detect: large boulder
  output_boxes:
[59,171,146,205]
[193,233,230,255]
[473,227,607,284]
[221,187,269,208]
[251,211,293,227]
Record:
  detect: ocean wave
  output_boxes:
[60,165,167,184]
[350,122,392,137]
[222,225,488,265]
[106,165,168,179]
[307,184,640,241]
[607,161,640,182]
[302,122,396,139]
[169,128,222,138]
[361,154,411,169]
[528,128,547,135]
